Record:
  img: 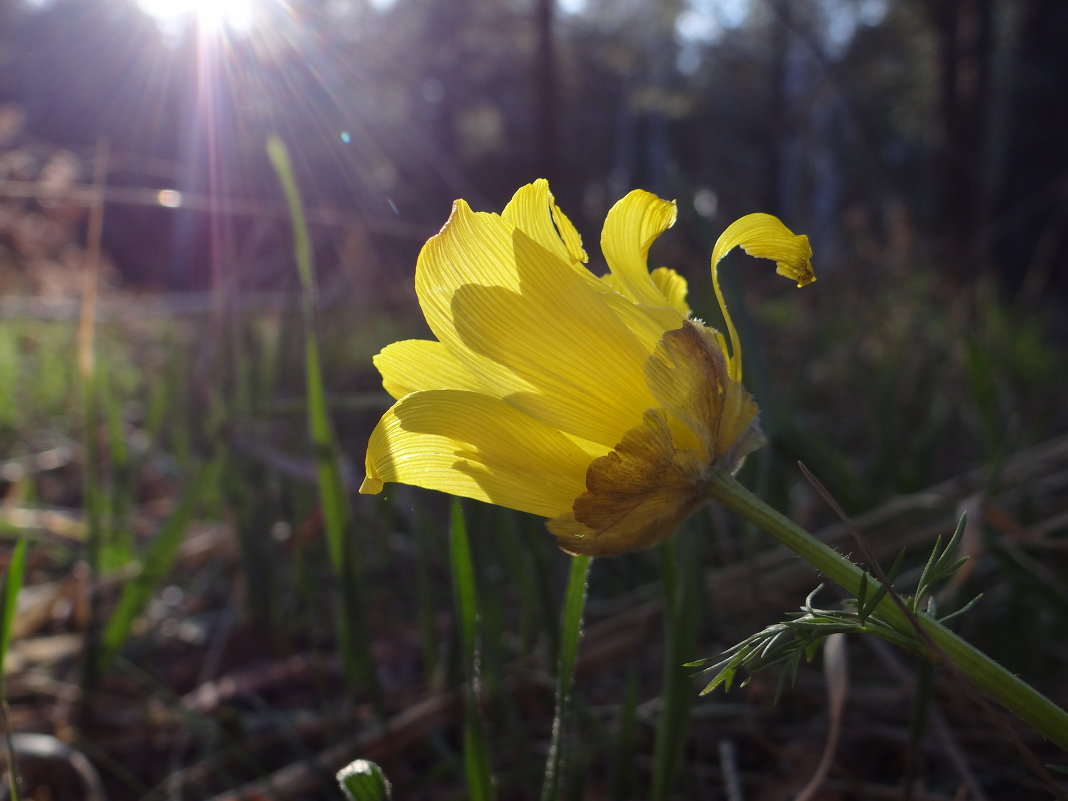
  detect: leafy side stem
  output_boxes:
[706,466,1068,753]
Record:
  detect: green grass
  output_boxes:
[1,537,27,801]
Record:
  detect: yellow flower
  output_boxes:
[360,180,813,556]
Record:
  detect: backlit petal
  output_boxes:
[373,339,483,399]
[361,390,606,518]
[711,213,815,287]
[709,212,816,381]
[415,200,542,396]
[649,267,691,317]
[598,290,686,353]
[600,190,680,308]
[501,179,588,266]
[419,200,662,447]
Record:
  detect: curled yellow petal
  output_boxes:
[709,212,816,381]
[649,266,690,318]
[600,189,684,312]
[711,212,815,288]
[501,179,588,267]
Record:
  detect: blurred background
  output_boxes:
[3,0,1067,299]
[1,0,1067,799]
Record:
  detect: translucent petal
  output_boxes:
[600,190,680,308]
[649,266,691,317]
[361,390,606,518]
[711,213,815,288]
[501,179,588,267]
[551,197,588,266]
[599,290,686,353]
[373,339,483,399]
[417,200,664,447]
[708,213,816,381]
[451,237,666,445]
[415,201,541,396]
[548,409,706,555]
[593,271,687,350]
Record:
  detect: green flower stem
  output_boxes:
[707,467,1068,753]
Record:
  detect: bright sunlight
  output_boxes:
[137,0,257,33]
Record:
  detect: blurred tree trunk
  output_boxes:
[765,0,790,217]
[925,0,993,281]
[0,0,14,98]
[535,0,558,183]
[992,0,1068,300]
[422,0,468,165]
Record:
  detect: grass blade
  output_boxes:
[540,554,591,801]
[266,136,378,699]
[98,461,218,674]
[77,137,109,700]
[609,667,639,800]
[1,538,27,801]
[448,501,494,801]
[1,540,27,698]
[651,536,700,801]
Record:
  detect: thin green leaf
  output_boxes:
[540,555,590,801]
[0,539,28,698]
[914,534,944,605]
[267,135,377,699]
[935,514,967,571]
[98,463,217,674]
[450,501,479,660]
[609,668,640,800]
[448,501,493,801]
[935,593,984,625]
[651,537,700,801]
[865,549,905,617]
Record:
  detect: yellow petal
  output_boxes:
[415,200,541,396]
[600,189,682,309]
[361,390,606,518]
[642,321,765,469]
[548,409,705,556]
[711,213,815,288]
[417,200,663,447]
[649,266,691,317]
[373,339,484,399]
[501,179,588,266]
[593,275,687,352]
[709,213,816,382]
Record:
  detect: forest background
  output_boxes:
[1,0,1067,799]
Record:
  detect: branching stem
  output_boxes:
[706,466,1068,753]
